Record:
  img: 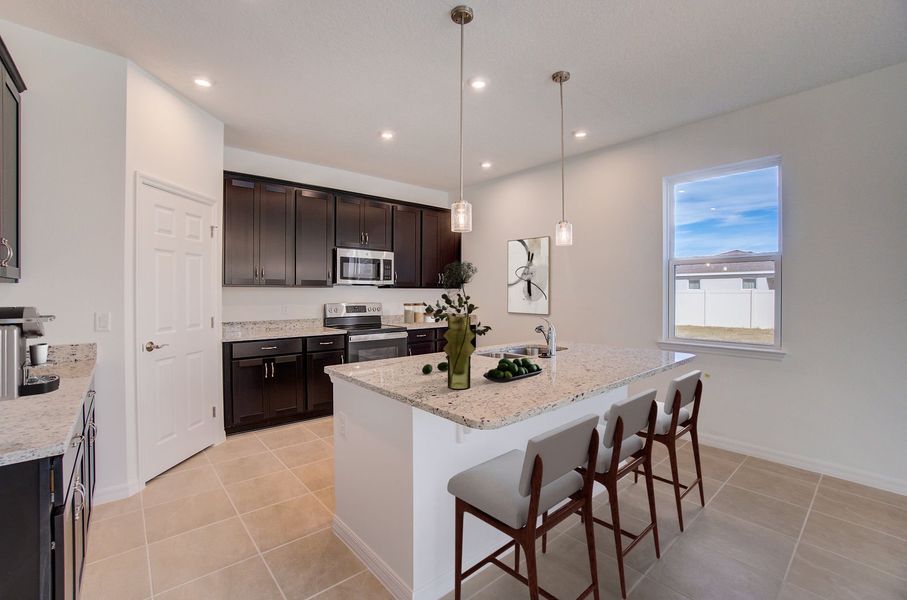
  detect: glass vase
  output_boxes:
[444,315,475,390]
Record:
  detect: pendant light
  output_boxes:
[552,71,573,246]
[450,5,474,233]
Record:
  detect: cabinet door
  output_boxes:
[335,196,363,248]
[223,178,257,285]
[408,342,435,356]
[306,350,344,414]
[362,200,392,250]
[421,209,441,287]
[0,72,21,280]
[295,188,334,286]
[265,355,303,419]
[257,183,294,286]
[439,218,461,277]
[393,205,421,287]
[231,358,267,424]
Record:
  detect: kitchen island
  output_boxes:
[325,343,694,600]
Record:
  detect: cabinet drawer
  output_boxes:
[305,335,346,352]
[232,338,303,359]
[407,329,437,343]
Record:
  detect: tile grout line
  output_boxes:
[138,486,156,599]
[303,568,369,599]
[777,473,822,600]
[793,539,907,584]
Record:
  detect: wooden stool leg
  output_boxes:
[541,511,548,553]
[666,440,685,532]
[524,539,540,600]
[608,482,628,599]
[583,498,601,600]
[690,426,706,506]
[643,456,661,559]
[454,499,464,600]
[514,541,520,572]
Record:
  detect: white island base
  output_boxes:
[330,377,626,600]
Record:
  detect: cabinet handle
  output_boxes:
[71,434,84,448]
[0,238,13,268]
[415,334,427,338]
[74,482,86,521]
[360,232,364,245]
[270,362,275,378]
[264,184,285,193]
[87,390,96,401]
[231,179,255,189]
[408,347,412,356]
[263,362,269,379]
[260,346,278,350]
[89,422,98,446]
[261,267,266,281]
[341,355,345,364]
[318,341,334,346]
[365,232,369,245]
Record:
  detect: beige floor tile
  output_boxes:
[81,546,150,600]
[163,450,210,474]
[155,556,283,600]
[820,476,907,510]
[565,511,662,574]
[148,517,257,592]
[709,484,807,538]
[627,576,692,600]
[212,451,284,486]
[742,457,820,484]
[697,443,747,465]
[726,463,818,507]
[92,493,142,522]
[205,435,268,464]
[256,422,319,450]
[652,449,741,482]
[241,494,333,551]
[143,488,236,543]
[292,458,334,491]
[272,438,332,468]
[776,582,826,600]
[811,484,907,539]
[618,477,705,530]
[313,570,393,599]
[142,465,222,508]
[439,564,505,600]
[85,510,146,563]
[648,537,782,600]
[681,508,796,576]
[225,469,309,514]
[304,417,334,438]
[264,529,365,600]
[800,510,907,579]
[323,435,334,447]
[786,542,907,600]
[315,486,336,513]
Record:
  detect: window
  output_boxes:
[663,157,782,354]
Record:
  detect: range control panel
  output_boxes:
[324,303,383,317]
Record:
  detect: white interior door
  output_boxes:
[136,175,221,481]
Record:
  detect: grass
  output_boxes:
[675,325,775,345]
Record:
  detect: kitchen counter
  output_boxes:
[0,344,97,467]
[326,342,694,429]
[222,319,345,342]
[385,320,447,330]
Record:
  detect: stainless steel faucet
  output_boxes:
[534,318,557,357]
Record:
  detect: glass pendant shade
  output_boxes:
[555,220,573,246]
[451,199,472,233]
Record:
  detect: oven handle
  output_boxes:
[348,332,409,343]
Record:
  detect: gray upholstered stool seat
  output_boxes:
[595,424,644,472]
[447,449,583,529]
[654,402,691,434]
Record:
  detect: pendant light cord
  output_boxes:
[559,80,566,221]
[459,20,465,203]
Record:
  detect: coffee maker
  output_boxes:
[0,307,57,400]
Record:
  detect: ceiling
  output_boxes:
[2,1,907,190]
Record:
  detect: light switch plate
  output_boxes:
[94,312,111,332]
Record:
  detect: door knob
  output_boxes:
[145,341,169,352]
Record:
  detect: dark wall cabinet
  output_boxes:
[0,36,25,283]
[392,205,421,287]
[0,386,97,600]
[223,335,344,433]
[421,208,461,288]
[295,188,334,286]
[335,195,392,250]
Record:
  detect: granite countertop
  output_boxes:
[222,318,448,342]
[0,344,97,467]
[325,342,695,429]
[388,321,447,330]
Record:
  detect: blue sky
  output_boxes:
[674,166,779,258]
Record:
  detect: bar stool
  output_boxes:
[573,389,661,599]
[634,370,704,531]
[447,415,601,600]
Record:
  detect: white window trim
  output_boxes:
[659,156,785,359]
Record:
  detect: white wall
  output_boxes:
[0,20,130,493]
[222,147,450,322]
[463,62,907,493]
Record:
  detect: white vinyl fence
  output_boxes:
[676,290,775,329]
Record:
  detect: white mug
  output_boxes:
[29,343,49,366]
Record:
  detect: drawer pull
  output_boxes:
[318,341,334,345]
[415,334,427,338]
[260,346,278,350]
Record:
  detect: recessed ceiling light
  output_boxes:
[193,77,212,88]
[380,130,395,141]
[710,207,716,211]
[480,161,492,169]
[572,130,587,139]
[469,78,487,90]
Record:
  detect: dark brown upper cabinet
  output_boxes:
[223,177,293,286]
[421,208,461,288]
[392,205,421,287]
[335,194,392,251]
[0,36,25,283]
[294,187,334,286]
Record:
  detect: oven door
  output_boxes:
[335,249,394,285]
[347,332,408,363]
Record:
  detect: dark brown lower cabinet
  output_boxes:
[408,341,435,356]
[306,350,344,413]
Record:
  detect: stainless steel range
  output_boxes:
[324,303,407,363]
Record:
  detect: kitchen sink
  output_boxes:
[477,344,568,359]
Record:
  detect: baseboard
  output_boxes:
[93,479,143,505]
[333,516,413,600]
[698,431,907,496]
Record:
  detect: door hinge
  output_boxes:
[210,225,219,238]
[212,406,216,418]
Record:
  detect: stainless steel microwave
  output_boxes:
[334,248,395,286]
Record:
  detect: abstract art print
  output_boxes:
[507,236,550,315]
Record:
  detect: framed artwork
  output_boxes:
[507,236,550,315]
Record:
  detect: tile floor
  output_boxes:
[83,418,907,600]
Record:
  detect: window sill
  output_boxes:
[657,339,786,361]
